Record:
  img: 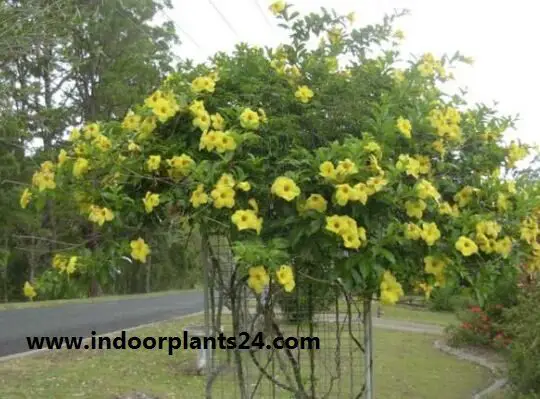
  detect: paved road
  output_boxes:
[0,291,204,357]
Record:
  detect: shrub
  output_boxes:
[502,278,540,396]
[447,304,510,349]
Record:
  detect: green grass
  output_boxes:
[378,304,458,326]
[0,314,493,399]
[0,288,200,311]
[336,298,459,326]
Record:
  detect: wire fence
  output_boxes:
[197,232,368,399]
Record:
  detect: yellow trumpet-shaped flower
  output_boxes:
[231,209,262,235]
[73,158,89,178]
[239,108,260,130]
[294,85,314,103]
[143,192,160,213]
[276,265,295,292]
[247,266,269,294]
[271,176,300,201]
[380,271,404,305]
[455,236,478,257]
[130,238,151,263]
[190,184,209,208]
[23,281,36,300]
[20,188,32,209]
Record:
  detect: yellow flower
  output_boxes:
[404,223,422,240]
[188,99,206,116]
[217,173,236,188]
[239,108,260,130]
[475,233,494,254]
[231,209,262,234]
[494,236,513,258]
[248,198,259,213]
[66,256,77,275]
[130,238,151,263]
[68,127,81,141]
[415,155,431,175]
[20,188,32,209]
[335,184,355,206]
[432,139,446,155]
[379,271,404,305]
[276,265,295,292]
[193,110,211,131]
[476,221,501,239]
[319,161,336,180]
[497,193,510,212]
[346,11,355,24]
[93,134,112,151]
[190,184,209,208]
[58,149,68,166]
[366,176,388,194]
[142,192,160,213]
[417,282,434,299]
[211,185,236,209]
[507,141,528,167]
[420,222,441,246]
[396,154,420,179]
[454,186,478,207]
[31,170,56,192]
[190,76,216,94]
[83,123,100,139]
[396,116,412,138]
[352,183,369,205]
[295,85,314,103]
[247,266,270,294]
[152,98,177,123]
[424,256,446,280]
[166,154,195,179]
[211,113,225,130]
[438,202,459,217]
[258,108,268,123]
[405,199,426,219]
[128,140,141,152]
[341,228,362,249]
[146,155,161,172]
[73,158,89,178]
[53,254,68,271]
[326,215,347,235]
[138,116,158,140]
[88,205,114,226]
[236,181,251,192]
[269,0,285,15]
[271,176,300,201]
[455,236,479,256]
[199,130,220,151]
[23,281,36,300]
[305,194,327,213]
[416,179,440,201]
[214,131,237,153]
[122,111,142,131]
[144,90,166,108]
[335,159,358,179]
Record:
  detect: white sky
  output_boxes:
[162,0,539,150]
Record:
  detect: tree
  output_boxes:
[20,2,540,397]
[0,0,180,300]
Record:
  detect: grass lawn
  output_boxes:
[0,314,493,399]
[336,298,458,326]
[0,288,200,311]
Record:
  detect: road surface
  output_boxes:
[0,291,204,357]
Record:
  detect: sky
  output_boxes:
[160,0,539,151]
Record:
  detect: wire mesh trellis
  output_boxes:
[197,228,373,399]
